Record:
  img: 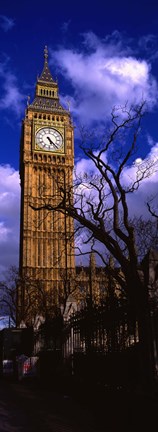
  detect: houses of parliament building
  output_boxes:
[17,47,110,324]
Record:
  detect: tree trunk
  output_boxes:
[128,275,155,392]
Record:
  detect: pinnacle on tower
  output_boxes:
[38,45,55,83]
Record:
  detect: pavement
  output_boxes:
[0,378,104,432]
[0,376,158,431]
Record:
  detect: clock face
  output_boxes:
[36,127,63,152]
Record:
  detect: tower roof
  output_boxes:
[27,46,69,114]
[38,46,55,84]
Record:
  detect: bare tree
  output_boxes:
[0,267,60,328]
[133,216,158,259]
[18,278,59,327]
[30,102,158,388]
[147,194,158,219]
[0,266,18,326]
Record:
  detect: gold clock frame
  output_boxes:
[32,122,65,154]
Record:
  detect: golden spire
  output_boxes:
[37,45,54,83]
[44,45,48,63]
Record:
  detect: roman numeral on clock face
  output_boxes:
[36,127,63,151]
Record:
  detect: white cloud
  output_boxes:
[120,144,158,218]
[1,141,157,273]
[50,32,158,125]
[0,316,14,329]
[75,156,95,176]
[0,222,11,242]
[0,15,15,32]
[138,34,158,61]
[0,165,20,276]
[147,134,155,147]
[1,32,158,271]
[75,140,158,220]
[0,61,25,116]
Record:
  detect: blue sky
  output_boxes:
[1,0,158,274]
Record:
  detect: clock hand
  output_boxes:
[47,136,53,144]
[47,136,58,149]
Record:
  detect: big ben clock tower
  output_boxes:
[18,47,75,322]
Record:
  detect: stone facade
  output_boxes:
[18,48,119,324]
[18,47,75,322]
